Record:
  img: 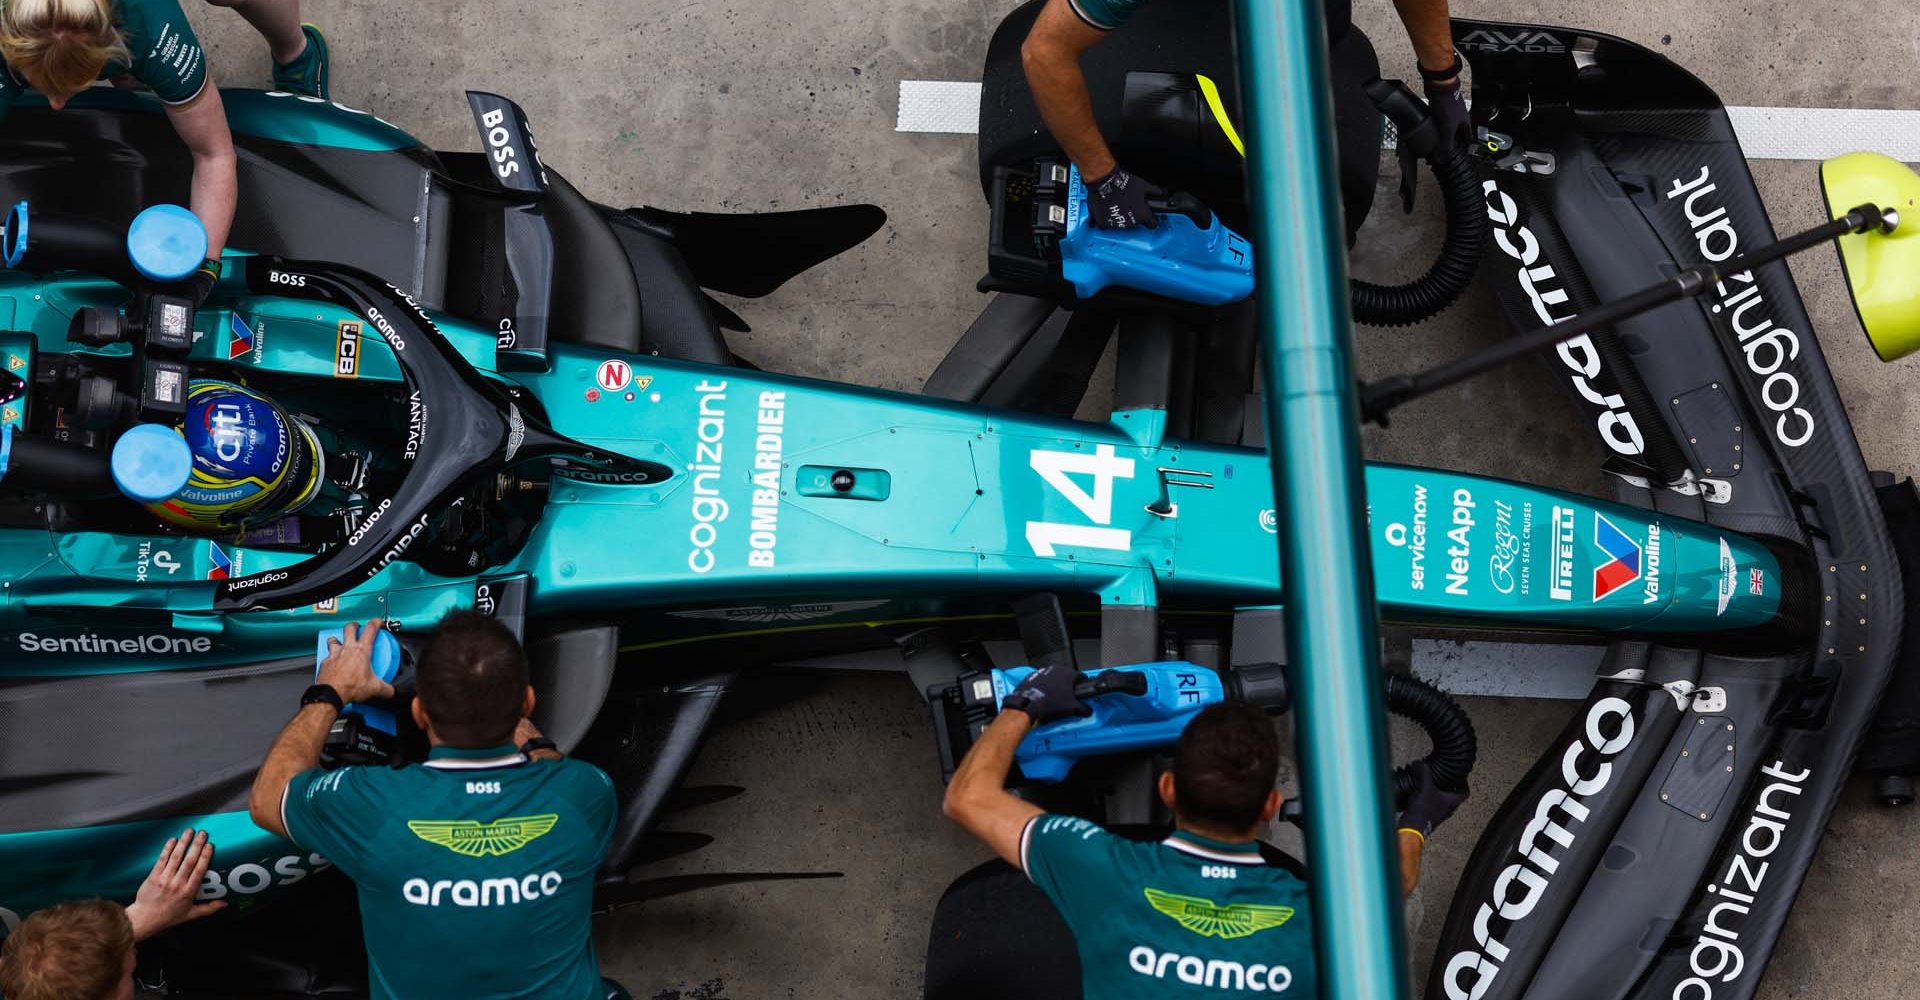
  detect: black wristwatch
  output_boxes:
[520,736,559,757]
[1419,49,1464,82]
[301,684,344,712]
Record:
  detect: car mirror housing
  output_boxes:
[1821,151,1920,360]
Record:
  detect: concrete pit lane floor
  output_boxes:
[183,2,1920,996]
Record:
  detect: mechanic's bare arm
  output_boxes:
[248,620,393,837]
[943,710,1044,869]
[248,703,336,838]
[163,81,237,259]
[1390,0,1458,77]
[1021,0,1118,180]
[1398,828,1427,895]
[514,716,565,762]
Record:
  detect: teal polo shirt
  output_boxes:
[1064,0,1149,30]
[282,744,618,1000]
[0,0,209,119]
[1022,815,1318,997]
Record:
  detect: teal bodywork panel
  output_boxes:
[0,281,1784,681]
[7,89,420,152]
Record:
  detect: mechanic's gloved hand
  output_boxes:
[181,258,221,308]
[1397,760,1469,839]
[1419,51,1470,148]
[1084,166,1162,230]
[1000,663,1090,724]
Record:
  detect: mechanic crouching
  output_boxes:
[248,613,628,1000]
[943,664,1466,998]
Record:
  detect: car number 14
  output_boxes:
[1025,445,1136,556]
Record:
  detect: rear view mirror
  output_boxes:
[1821,151,1920,360]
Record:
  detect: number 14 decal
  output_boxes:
[1025,445,1136,556]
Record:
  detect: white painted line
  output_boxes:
[897,79,1920,162]
[897,80,980,134]
[1726,105,1920,163]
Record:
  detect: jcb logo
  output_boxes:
[335,321,362,378]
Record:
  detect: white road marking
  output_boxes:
[897,81,982,134]
[898,79,1920,162]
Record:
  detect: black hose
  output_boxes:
[0,433,117,496]
[1385,672,1476,799]
[1350,83,1487,327]
[1224,662,1475,800]
[4,208,139,287]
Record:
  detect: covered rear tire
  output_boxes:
[924,859,1081,1000]
[1874,773,1915,807]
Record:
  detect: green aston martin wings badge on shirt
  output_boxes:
[408,813,561,857]
[1143,888,1297,940]
[1023,814,1317,997]
[282,745,616,1000]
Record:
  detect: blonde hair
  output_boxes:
[0,899,135,1000]
[0,0,129,99]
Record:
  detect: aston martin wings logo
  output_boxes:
[407,814,559,857]
[1143,888,1295,939]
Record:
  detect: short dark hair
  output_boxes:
[1171,702,1280,832]
[416,610,529,748]
[0,899,133,1000]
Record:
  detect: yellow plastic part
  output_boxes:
[1821,151,1920,361]
[1195,74,1247,159]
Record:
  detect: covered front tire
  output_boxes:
[924,859,1081,1000]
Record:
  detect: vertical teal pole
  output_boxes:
[1233,1,1409,997]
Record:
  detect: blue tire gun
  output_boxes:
[930,659,1473,807]
[932,660,1290,783]
[986,159,1254,307]
[313,626,412,766]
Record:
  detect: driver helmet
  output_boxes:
[146,380,324,532]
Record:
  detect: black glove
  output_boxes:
[1419,51,1470,148]
[1397,760,1468,839]
[1084,166,1162,230]
[180,258,221,308]
[1000,663,1090,724]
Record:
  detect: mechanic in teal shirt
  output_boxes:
[248,614,625,1000]
[1020,0,1466,229]
[0,0,332,300]
[944,666,1466,997]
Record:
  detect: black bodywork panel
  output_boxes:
[1430,20,1902,1000]
[0,103,439,303]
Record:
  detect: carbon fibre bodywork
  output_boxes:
[1428,21,1902,1000]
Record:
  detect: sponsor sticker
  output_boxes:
[595,359,632,392]
[228,313,260,362]
[6,354,23,371]
[313,597,339,613]
[1257,509,1278,534]
[206,540,236,581]
[1591,513,1643,602]
[1,405,16,424]
[335,321,362,378]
